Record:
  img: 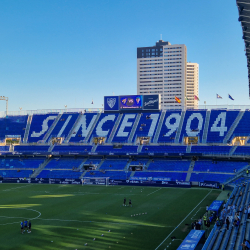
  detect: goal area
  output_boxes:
[81,177,109,186]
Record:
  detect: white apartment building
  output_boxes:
[137,40,199,109]
[186,63,199,109]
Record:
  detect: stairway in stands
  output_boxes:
[63,113,82,143]
[128,113,141,143]
[202,110,211,143]
[175,111,186,143]
[43,114,62,142]
[30,158,51,178]
[223,111,244,144]
[185,160,195,181]
[108,113,123,143]
[23,115,33,143]
[77,158,88,171]
[153,111,166,143]
[124,159,132,170]
[85,113,101,142]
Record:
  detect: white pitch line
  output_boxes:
[191,207,205,220]
[2,184,33,192]
[147,188,162,196]
[0,208,41,226]
[154,190,213,250]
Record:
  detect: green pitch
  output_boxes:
[0,184,220,250]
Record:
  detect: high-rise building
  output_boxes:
[137,40,199,109]
[186,63,199,109]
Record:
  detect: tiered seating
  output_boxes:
[0,115,28,141]
[112,114,137,142]
[48,113,79,141]
[96,145,137,153]
[233,146,250,155]
[0,146,9,151]
[14,145,49,152]
[0,158,44,169]
[37,170,81,179]
[28,114,58,143]
[193,160,247,173]
[179,110,207,143]
[141,145,186,153]
[148,160,190,171]
[191,146,231,154]
[130,159,148,165]
[69,113,98,142]
[44,159,83,169]
[189,173,232,182]
[84,159,102,165]
[133,171,187,181]
[206,110,239,143]
[84,171,130,180]
[88,113,119,142]
[0,170,33,178]
[230,111,250,140]
[53,145,92,153]
[99,159,128,170]
[204,183,250,249]
[158,111,182,143]
[132,113,160,142]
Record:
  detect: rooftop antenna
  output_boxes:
[160,34,162,40]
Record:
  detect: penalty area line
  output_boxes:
[147,188,162,196]
[154,189,213,250]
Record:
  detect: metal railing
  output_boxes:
[0,108,103,117]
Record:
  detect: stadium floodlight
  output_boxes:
[0,96,9,115]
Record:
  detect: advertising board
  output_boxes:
[143,94,160,110]
[119,95,143,110]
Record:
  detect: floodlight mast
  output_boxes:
[0,96,8,115]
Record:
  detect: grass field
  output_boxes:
[0,184,221,250]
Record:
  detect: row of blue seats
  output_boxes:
[11,145,250,155]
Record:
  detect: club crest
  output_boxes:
[107,98,116,109]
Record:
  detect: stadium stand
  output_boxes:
[68,113,99,142]
[206,110,239,143]
[147,160,190,171]
[0,158,44,169]
[157,111,182,143]
[132,112,160,142]
[141,145,186,153]
[47,113,79,142]
[14,145,50,152]
[229,111,250,140]
[0,115,28,142]
[53,145,92,153]
[99,159,129,170]
[44,158,83,169]
[88,113,119,142]
[190,146,231,155]
[27,114,59,143]
[1,109,250,186]
[179,110,207,143]
[112,113,137,142]
[96,145,138,153]
[233,146,250,155]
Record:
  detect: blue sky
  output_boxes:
[0,0,247,111]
